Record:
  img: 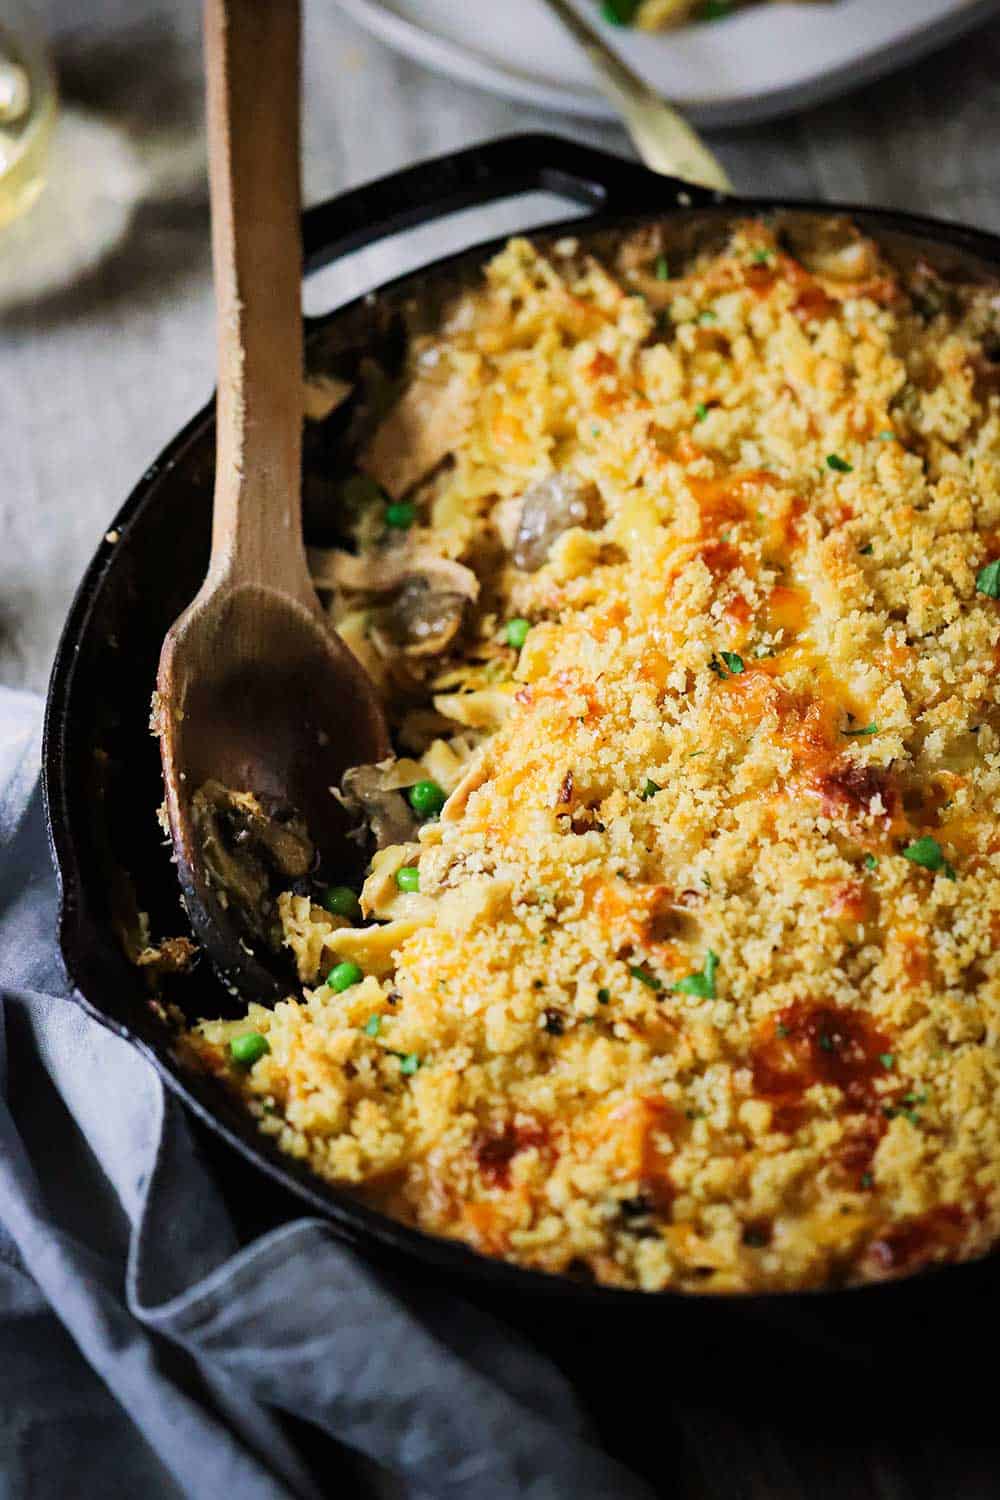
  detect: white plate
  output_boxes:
[334,0,1000,126]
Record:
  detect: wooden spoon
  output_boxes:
[156,0,388,1003]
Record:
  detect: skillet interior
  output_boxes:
[43,134,1000,1317]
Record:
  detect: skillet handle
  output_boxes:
[301,132,724,273]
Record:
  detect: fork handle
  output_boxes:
[540,0,732,193]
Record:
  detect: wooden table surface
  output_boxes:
[4,2,1000,1495]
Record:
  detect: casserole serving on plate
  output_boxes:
[44,135,1000,1301]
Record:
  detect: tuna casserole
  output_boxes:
[184,216,1000,1294]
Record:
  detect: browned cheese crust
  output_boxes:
[187,220,1000,1293]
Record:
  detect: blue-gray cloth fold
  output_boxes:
[0,686,653,1500]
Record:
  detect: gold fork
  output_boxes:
[540,0,732,192]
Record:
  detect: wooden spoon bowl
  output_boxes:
[158,584,387,1000]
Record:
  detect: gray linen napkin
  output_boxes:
[0,685,654,1500]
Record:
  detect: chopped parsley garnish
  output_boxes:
[672,950,719,1000]
[597,987,611,1005]
[694,402,709,423]
[858,543,874,556]
[393,1052,421,1075]
[842,721,878,737]
[640,778,661,800]
[884,1104,922,1126]
[901,835,956,879]
[864,853,878,871]
[877,430,896,441]
[976,558,1000,598]
[700,0,733,17]
[364,1014,382,1038]
[698,309,718,324]
[826,453,853,473]
[818,1033,835,1052]
[750,247,771,264]
[775,1023,789,1038]
[629,964,662,992]
[600,0,639,22]
[860,1172,874,1189]
[709,650,744,679]
[655,255,670,281]
[879,1053,895,1070]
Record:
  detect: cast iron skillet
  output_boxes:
[42,133,1000,1315]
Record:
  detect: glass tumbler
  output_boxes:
[0,1,56,230]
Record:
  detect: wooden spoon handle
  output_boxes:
[204,0,310,601]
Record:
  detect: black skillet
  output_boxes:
[42,133,1000,1343]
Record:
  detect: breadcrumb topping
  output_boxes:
[188,220,1000,1293]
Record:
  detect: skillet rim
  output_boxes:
[42,131,1000,1307]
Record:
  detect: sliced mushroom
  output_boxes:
[361,368,473,499]
[311,546,479,665]
[782,219,878,283]
[335,761,421,850]
[513,473,601,572]
[190,781,315,953]
[135,935,198,973]
[310,544,479,601]
[370,576,468,659]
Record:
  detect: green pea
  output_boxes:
[229,1031,270,1067]
[505,617,531,649]
[321,885,360,919]
[327,961,363,993]
[384,501,416,529]
[408,780,445,819]
[395,866,420,893]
